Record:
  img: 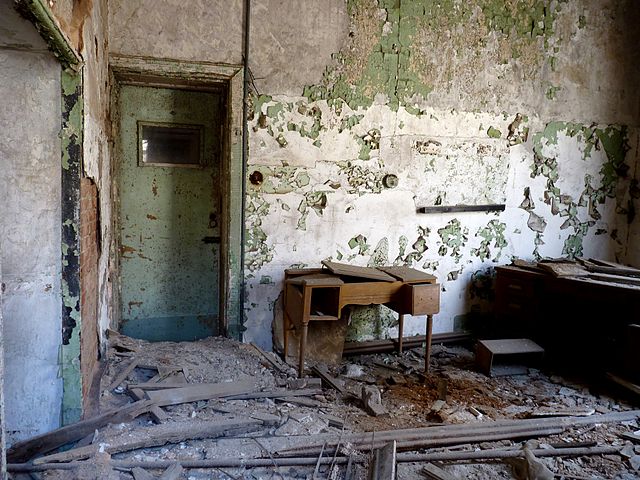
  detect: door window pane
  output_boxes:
[139,122,203,167]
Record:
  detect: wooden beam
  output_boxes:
[6,400,154,463]
[33,419,263,464]
[311,365,345,395]
[145,380,256,407]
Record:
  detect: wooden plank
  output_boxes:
[606,372,640,396]
[377,266,436,283]
[6,400,154,463]
[274,396,324,408]
[146,380,256,407]
[107,358,138,391]
[311,365,345,395]
[250,342,290,374]
[225,388,322,401]
[33,419,263,465]
[537,262,588,277]
[132,467,155,480]
[587,258,640,271]
[159,463,183,480]
[129,388,168,424]
[321,261,396,282]
[588,272,640,286]
[128,382,206,390]
[286,274,344,286]
[369,441,396,480]
[422,463,460,480]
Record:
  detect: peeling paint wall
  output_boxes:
[108,0,639,350]
[0,0,63,442]
[48,0,111,422]
[244,0,640,349]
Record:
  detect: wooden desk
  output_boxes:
[283,266,440,377]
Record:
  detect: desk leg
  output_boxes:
[398,314,404,354]
[283,310,290,360]
[425,314,434,373]
[298,322,308,378]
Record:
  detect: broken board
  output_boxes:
[377,266,436,283]
[537,262,588,277]
[321,261,396,282]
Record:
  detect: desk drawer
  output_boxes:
[400,283,440,315]
[496,275,537,299]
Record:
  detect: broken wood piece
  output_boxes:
[158,462,183,480]
[529,406,595,418]
[127,382,200,390]
[33,418,263,465]
[128,388,168,424]
[587,273,640,287]
[606,372,640,396]
[7,400,154,463]
[620,432,640,444]
[287,377,322,390]
[368,441,396,480]
[311,365,345,394]
[537,262,588,278]
[145,380,256,407]
[108,358,138,391]
[321,260,397,282]
[131,467,155,480]
[361,385,387,417]
[319,413,345,429]
[274,396,323,408]
[421,463,460,480]
[250,342,290,374]
[506,447,554,480]
[225,388,322,401]
[249,412,281,427]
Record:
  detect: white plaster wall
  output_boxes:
[0,1,63,443]
[82,0,112,348]
[107,0,640,351]
[108,0,244,64]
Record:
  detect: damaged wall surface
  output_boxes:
[108,0,640,351]
[47,0,112,422]
[0,0,63,443]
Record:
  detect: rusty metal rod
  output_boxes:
[7,445,620,472]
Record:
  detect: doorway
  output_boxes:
[116,84,224,341]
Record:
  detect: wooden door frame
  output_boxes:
[109,55,245,339]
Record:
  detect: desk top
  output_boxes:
[286,263,436,284]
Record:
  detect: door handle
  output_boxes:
[201,236,221,244]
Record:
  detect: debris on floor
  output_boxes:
[6,331,640,479]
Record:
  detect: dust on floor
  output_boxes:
[24,334,640,479]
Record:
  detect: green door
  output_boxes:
[117,85,222,341]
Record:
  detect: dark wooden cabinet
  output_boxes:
[494,265,640,373]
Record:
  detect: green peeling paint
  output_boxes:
[60,70,82,425]
[245,193,274,272]
[487,126,502,138]
[16,0,81,71]
[472,220,507,261]
[438,219,468,263]
[531,121,629,257]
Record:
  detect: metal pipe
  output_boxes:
[7,445,620,472]
[238,0,251,341]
